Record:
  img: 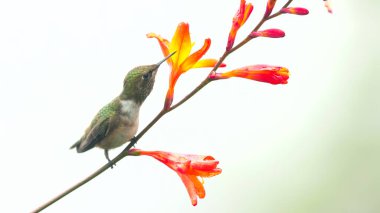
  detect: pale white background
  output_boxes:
[0,0,379,212]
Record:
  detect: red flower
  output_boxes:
[264,0,277,18]
[226,0,254,51]
[250,29,285,38]
[147,22,224,109]
[210,64,289,84]
[281,7,309,15]
[129,149,222,206]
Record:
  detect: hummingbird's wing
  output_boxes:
[77,116,116,153]
[73,99,120,153]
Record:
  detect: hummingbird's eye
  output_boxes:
[142,73,151,80]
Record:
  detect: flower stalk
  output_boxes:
[32,0,331,211]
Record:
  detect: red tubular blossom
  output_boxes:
[226,0,253,51]
[250,29,285,38]
[210,64,289,85]
[129,149,222,206]
[281,7,309,15]
[264,0,277,18]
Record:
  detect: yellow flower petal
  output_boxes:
[179,38,211,73]
[169,22,192,70]
[193,59,221,69]
[146,33,170,57]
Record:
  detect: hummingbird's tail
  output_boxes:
[70,139,89,153]
[70,141,80,150]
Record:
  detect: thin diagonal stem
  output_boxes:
[32,1,294,212]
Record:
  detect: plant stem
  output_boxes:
[33,1,294,212]
[169,78,211,112]
[32,159,122,212]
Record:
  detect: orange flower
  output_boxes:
[210,64,289,84]
[129,149,222,206]
[264,0,277,18]
[147,22,224,109]
[226,0,254,51]
[281,7,309,15]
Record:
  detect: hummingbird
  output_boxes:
[70,52,175,166]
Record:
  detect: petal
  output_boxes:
[264,0,277,17]
[191,168,222,178]
[250,29,285,38]
[178,173,198,206]
[130,149,222,205]
[226,25,239,51]
[161,151,187,165]
[186,155,222,177]
[281,7,309,15]
[164,87,174,110]
[235,0,253,26]
[218,65,289,84]
[237,0,245,21]
[178,38,211,73]
[192,59,225,69]
[189,175,206,199]
[164,70,181,109]
[137,150,185,170]
[146,33,172,66]
[241,2,253,25]
[243,71,288,84]
[183,154,215,161]
[191,160,219,171]
[169,22,192,71]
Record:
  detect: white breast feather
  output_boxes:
[120,100,140,122]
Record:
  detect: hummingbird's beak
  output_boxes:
[156,51,176,66]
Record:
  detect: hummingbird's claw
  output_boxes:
[130,136,138,147]
[104,149,116,169]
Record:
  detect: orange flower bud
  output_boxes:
[264,0,277,18]
[281,7,309,15]
[210,64,289,85]
[226,0,254,51]
[250,29,285,38]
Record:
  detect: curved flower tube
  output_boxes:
[250,29,285,38]
[210,64,289,84]
[129,149,222,206]
[281,7,309,15]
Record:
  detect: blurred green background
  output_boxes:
[0,0,379,212]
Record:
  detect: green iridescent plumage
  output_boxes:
[91,100,119,128]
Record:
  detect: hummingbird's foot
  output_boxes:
[104,149,116,169]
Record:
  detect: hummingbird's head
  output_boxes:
[120,52,175,104]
